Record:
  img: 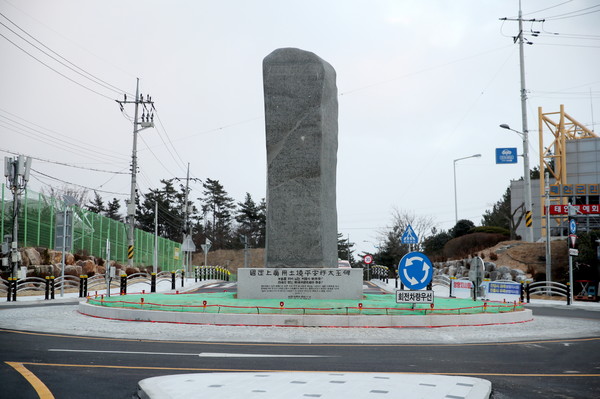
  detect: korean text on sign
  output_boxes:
[395,290,434,304]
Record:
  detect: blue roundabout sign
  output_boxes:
[398,251,433,290]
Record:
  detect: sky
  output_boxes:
[1,0,599,258]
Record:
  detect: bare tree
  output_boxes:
[376,207,436,266]
[42,185,89,207]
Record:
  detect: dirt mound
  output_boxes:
[478,240,568,278]
[191,240,568,280]
[192,248,265,275]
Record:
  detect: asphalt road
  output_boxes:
[1,316,599,399]
[1,284,599,399]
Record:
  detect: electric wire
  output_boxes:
[2,0,136,85]
[30,168,128,196]
[152,108,188,171]
[339,44,513,96]
[138,134,177,179]
[0,12,129,96]
[543,4,600,20]
[0,31,115,101]
[522,0,573,16]
[0,148,129,174]
[0,111,128,164]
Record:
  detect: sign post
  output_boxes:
[201,238,212,267]
[568,204,577,301]
[363,254,373,281]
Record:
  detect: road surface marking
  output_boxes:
[5,361,54,399]
[49,349,329,358]
[3,329,599,348]
[13,362,600,377]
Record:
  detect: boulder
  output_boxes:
[80,260,97,276]
[448,265,457,277]
[484,262,496,272]
[46,250,75,265]
[29,265,54,277]
[21,247,42,266]
[125,267,140,275]
[63,265,82,276]
[500,273,513,281]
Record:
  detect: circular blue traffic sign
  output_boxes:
[398,252,433,290]
[569,219,577,235]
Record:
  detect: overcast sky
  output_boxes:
[1,0,599,257]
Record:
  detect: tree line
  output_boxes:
[85,178,266,251]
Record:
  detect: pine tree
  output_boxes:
[105,198,122,221]
[137,179,186,241]
[200,178,235,249]
[86,191,105,214]
[236,193,263,248]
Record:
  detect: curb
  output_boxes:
[79,302,533,328]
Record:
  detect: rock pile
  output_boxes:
[433,258,529,282]
[5,247,139,278]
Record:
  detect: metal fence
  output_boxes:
[1,185,182,270]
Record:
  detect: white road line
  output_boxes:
[48,349,330,358]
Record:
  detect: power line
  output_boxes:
[153,108,188,171]
[523,0,573,16]
[30,168,129,196]
[0,12,129,96]
[0,109,128,163]
[138,134,177,179]
[0,31,115,101]
[0,148,129,174]
[339,45,513,96]
[543,4,600,20]
[2,0,136,83]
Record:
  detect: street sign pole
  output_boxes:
[568,204,576,301]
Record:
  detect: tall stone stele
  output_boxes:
[263,48,338,268]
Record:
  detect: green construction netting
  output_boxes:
[87,292,523,316]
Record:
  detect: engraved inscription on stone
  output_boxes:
[263,48,338,269]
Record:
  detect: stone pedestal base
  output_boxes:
[237,268,363,300]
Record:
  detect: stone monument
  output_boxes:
[237,48,362,300]
[263,47,338,268]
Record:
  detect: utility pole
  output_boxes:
[3,155,31,279]
[500,0,543,243]
[180,164,198,274]
[116,79,155,268]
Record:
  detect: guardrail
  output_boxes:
[194,266,231,282]
[0,268,219,302]
[524,281,571,305]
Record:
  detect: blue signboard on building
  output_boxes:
[495,148,518,164]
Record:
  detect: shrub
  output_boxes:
[489,252,498,261]
[471,226,511,236]
[443,233,509,259]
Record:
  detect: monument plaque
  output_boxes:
[237,268,363,300]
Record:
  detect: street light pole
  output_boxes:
[500,123,533,242]
[453,154,482,224]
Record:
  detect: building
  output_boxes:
[511,136,600,241]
